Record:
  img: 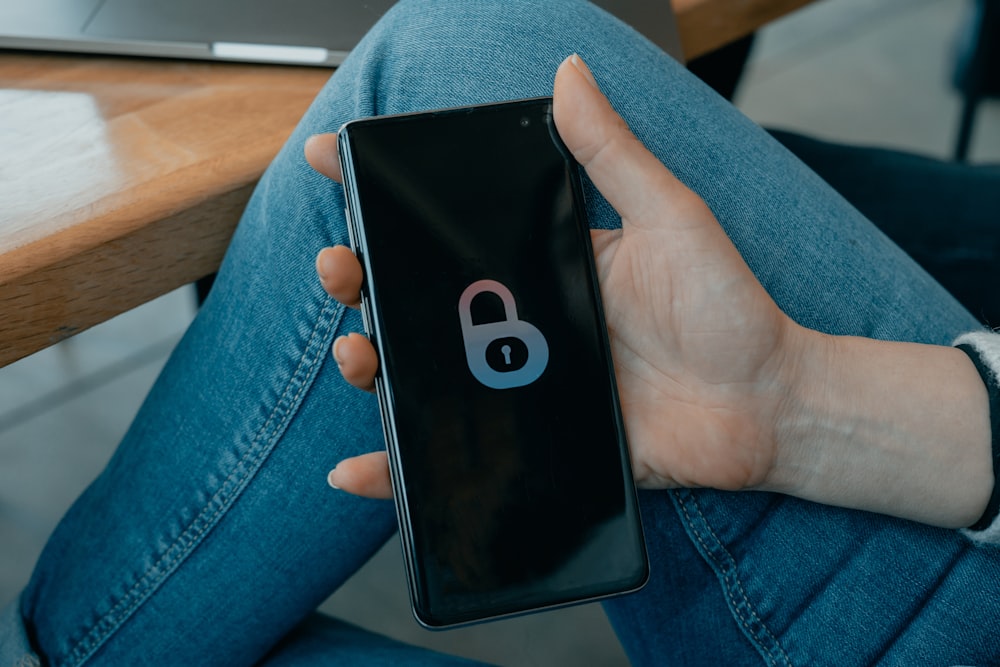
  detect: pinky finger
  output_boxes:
[328,451,393,499]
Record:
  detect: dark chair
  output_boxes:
[688,34,756,102]
[952,0,1000,161]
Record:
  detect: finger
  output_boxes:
[333,332,378,392]
[552,55,706,231]
[328,451,393,499]
[304,133,343,183]
[316,246,363,308]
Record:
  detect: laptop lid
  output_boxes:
[0,0,681,67]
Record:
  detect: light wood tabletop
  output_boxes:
[0,0,814,368]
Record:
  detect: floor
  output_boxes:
[2,0,999,664]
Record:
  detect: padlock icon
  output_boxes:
[458,279,549,390]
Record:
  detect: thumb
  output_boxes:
[553,55,700,231]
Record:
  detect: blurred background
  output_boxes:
[2,0,998,664]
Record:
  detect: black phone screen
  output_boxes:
[339,98,647,627]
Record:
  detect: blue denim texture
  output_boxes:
[3,1,999,665]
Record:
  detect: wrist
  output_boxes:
[762,323,833,498]
[763,327,993,528]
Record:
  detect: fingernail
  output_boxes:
[327,468,341,489]
[332,337,345,366]
[570,54,599,89]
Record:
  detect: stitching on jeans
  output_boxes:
[64,296,341,664]
[61,296,344,667]
[673,490,793,667]
[674,492,790,665]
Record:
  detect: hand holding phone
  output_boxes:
[317,56,795,501]
[313,54,806,625]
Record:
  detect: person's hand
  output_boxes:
[305,54,807,501]
[306,54,993,530]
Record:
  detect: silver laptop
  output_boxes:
[0,0,681,67]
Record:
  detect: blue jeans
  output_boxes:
[4,1,999,665]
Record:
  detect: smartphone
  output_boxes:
[337,97,648,628]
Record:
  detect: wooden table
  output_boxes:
[0,0,814,368]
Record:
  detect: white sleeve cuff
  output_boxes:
[955,331,1000,545]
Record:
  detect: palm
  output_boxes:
[591,211,790,492]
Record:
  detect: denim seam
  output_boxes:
[61,296,345,667]
[672,490,793,667]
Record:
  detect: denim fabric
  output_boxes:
[5,1,999,665]
[769,129,1000,327]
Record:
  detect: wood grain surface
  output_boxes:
[675,0,816,60]
[0,56,327,366]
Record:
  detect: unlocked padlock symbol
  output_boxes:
[458,279,549,389]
